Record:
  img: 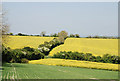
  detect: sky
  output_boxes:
[3,2,118,36]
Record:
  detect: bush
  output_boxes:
[21,58,29,63]
[38,38,62,55]
[10,49,25,63]
[53,51,120,64]
[2,45,45,63]
[23,47,34,52]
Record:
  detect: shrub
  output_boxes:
[53,51,120,64]
[2,45,45,63]
[38,38,62,55]
[23,47,34,52]
[21,58,29,63]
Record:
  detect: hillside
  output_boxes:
[3,36,54,49]
[49,38,118,56]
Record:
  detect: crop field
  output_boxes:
[2,63,118,79]
[29,58,119,71]
[3,36,54,49]
[49,38,118,56]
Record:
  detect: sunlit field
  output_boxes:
[49,38,118,56]
[3,36,54,49]
[29,58,119,71]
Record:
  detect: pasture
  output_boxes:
[2,63,118,79]
[49,38,118,56]
[3,36,54,49]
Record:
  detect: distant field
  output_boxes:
[2,63,118,79]
[49,38,118,56]
[29,58,119,71]
[3,36,54,49]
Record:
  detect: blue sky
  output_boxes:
[3,2,118,36]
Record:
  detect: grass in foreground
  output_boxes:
[2,63,118,79]
[29,58,119,71]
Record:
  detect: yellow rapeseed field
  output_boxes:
[49,38,118,56]
[29,58,119,71]
[3,36,54,49]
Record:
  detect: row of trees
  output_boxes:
[7,32,119,39]
[86,35,118,39]
[53,51,120,64]
[37,31,68,55]
[6,31,80,38]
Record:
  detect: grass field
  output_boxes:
[29,58,119,71]
[49,38,118,56]
[3,36,54,49]
[2,63,118,79]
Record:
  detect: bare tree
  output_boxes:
[1,8,9,44]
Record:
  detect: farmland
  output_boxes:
[29,58,119,71]
[2,36,119,79]
[2,63,118,79]
[3,36,54,49]
[49,38,118,56]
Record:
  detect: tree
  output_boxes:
[75,34,80,38]
[1,9,9,44]
[58,31,68,39]
[9,32,13,35]
[87,35,92,38]
[53,33,58,37]
[58,30,68,43]
[40,31,46,37]
[17,33,23,36]
[70,34,75,37]
[1,10,9,35]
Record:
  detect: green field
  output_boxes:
[2,63,118,79]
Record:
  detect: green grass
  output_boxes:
[2,63,118,79]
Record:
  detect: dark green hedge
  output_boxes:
[53,51,120,64]
[2,46,45,63]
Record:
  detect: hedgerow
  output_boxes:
[53,51,120,64]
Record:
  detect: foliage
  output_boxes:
[23,47,34,52]
[69,34,75,37]
[50,33,58,37]
[53,51,120,64]
[58,30,68,43]
[38,38,62,55]
[75,34,80,38]
[2,45,12,62]
[40,31,46,37]
[21,58,29,63]
[2,45,45,63]
[86,36,118,39]
[9,33,13,35]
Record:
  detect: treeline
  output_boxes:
[6,32,118,39]
[86,35,118,39]
[53,51,120,64]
